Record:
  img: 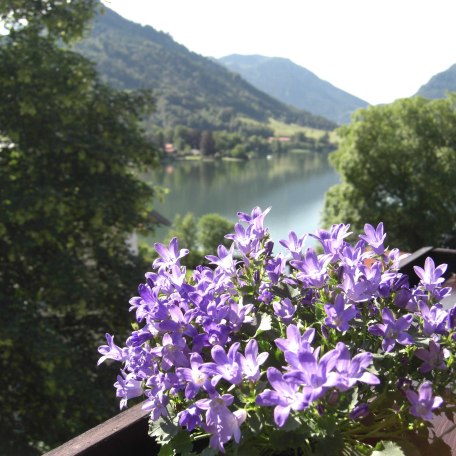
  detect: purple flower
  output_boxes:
[368,308,413,352]
[291,248,331,288]
[265,254,286,284]
[206,245,238,277]
[142,389,169,420]
[419,302,448,336]
[415,340,447,373]
[98,333,127,365]
[359,222,386,255]
[201,343,243,386]
[225,223,259,261]
[196,394,247,453]
[153,237,189,271]
[413,257,447,293]
[340,243,370,271]
[240,339,269,382]
[279,231,307,260]
[256,367,310,427]
[176,353,213,399]
[156,303,196,338]
[406,381,443,421]
[340,263,382,302]
[114,371,144,409]
[310,224,352,259]
[150,333,189,370]
[126,329,153,348]
[324,294,357,332]
[333,343,380,390]
[283,347,340,402]
[275,324,315,355]
[273,298,297,324]
[237,206,271,238]
[227,300,254,332]
[178,404,203,431]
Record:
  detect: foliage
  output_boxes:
[0,3,160,454]
[323,95,456,251]
[163,213,233,268]
[165,213,201,268]
[74,7,337,131]
[197,213,233,254]
[0,0,100,42]
[153,124,335,160]
[99,207,456,455]
[200,131,216,157]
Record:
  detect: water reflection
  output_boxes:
[144,153,340,248]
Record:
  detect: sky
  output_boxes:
[102,0,456,106]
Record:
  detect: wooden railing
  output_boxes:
[44,401,155,456]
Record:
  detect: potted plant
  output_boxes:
[98,207,456,455]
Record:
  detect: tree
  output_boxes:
[200,130,216,156]
[322,95,456,252]
[163,213,233,268]
[197,213,233,254]
[166,213,201,267]
[0,2,160,454]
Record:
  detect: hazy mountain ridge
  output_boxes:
[75,8,336,131]
[218,54,369,124]
[416,64,456,99]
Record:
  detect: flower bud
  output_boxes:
[349,403,369,421]
[327,390,339,405]
[265,240,274,256]
[321,325,329,340]
[448,307,456,330]
[396,377,412,394]
[253,269,260,283]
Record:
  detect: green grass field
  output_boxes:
[267,118,339,143]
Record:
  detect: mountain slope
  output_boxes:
[75,8,335,131]
[416,64,456,99]
[218,54,369,124]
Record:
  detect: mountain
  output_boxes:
[218,54,369,124]
[416,64,456,99]
[74,8,335,131]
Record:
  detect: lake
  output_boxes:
[144,152,340,250]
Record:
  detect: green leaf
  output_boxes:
[280,414,302,432]
[312,433,344,456]
[246,411,263,434]
[254,313,272,337]
[170,430,193,455]
[158,443,174,456]
[200,448,217,456]
[372,441,406,456]
[149,416,180,445]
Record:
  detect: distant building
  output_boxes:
[164,143,176,154]
[267,136,290,143]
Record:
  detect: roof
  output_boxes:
[149,210,171,227]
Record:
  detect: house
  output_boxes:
[163,143,176,155]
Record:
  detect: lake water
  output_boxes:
[145,152,340,250]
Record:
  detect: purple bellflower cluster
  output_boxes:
[99,208,456,455]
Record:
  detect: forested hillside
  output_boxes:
[75,7,336,131]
